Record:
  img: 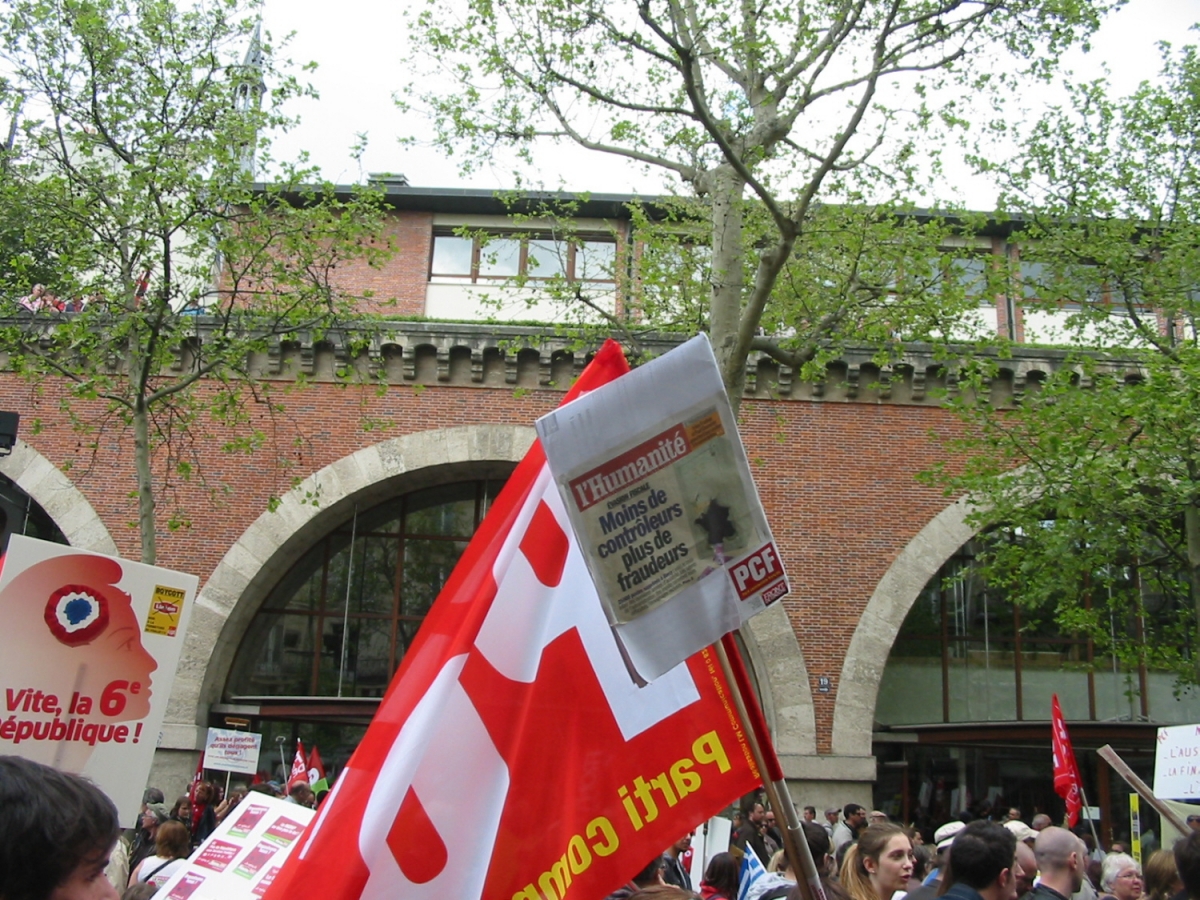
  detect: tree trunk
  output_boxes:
[133,398,157,565]
[705,165,748,409]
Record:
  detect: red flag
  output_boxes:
[307,746,327,786]
[265,340,760,900]
[290,739,309,787]
[187,753,204,804]
[1052,693,1084,827]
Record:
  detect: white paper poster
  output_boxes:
[536,334,788,682]
[155,793,315,900]
[203,727,263,776]
[0,534,197,824]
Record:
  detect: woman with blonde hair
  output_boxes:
[841,824,915,900]
[1141,851,1178,900]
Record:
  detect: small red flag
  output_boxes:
[1052,694,1084,827]
[264,340,761,900]
[290,739,309,787]
[187,753,204,804]
[307,746,327,786]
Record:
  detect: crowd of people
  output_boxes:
[605,798,1200,900]
[4,757,1198,900]
[0,756,319,899]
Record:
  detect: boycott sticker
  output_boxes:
[233,840,280,879]
[145,584,186,636]
[165,872,205,900]
[193,839,240,873]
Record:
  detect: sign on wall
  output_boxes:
[0,534,198,824]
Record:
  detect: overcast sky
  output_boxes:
[261,0,1200,207]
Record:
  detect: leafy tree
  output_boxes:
[931,42,1200,683]
[0,0,392,564]
[404,0,1113,401]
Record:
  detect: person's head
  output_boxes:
[1101,853,1143,900]
[1008,809,1021,821]
[802,820,835,877]
[826,808,841,824]
[171,795,192,820]
[1143,849,1181,900]
[744,802,765,825]
[703,852,740,898]
[844,804,867,828]
[1015,843,1037,895]
[911,843,932,883]
[288,780,315,808]
[141,788,164,807]
[194,782,214,805]
[769,849,790,874]
[1187,815,1200,833]
[631,855,666,888]
[1034,826,1085,895]
[841,823,913,900]
[1113,844,1129,856]
[946,820,1019,900]
[1174,829,1200,900]
[0,755,120,900]
[627,886,699,900]
[765,810,778,830]
[154,820,191,860]
[139,803,168,837]
[804,806,816,822]
[669,833,693,857]
[1031,814,1052,832]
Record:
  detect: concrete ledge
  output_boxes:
[779,754,877,783]
[157,723,204,751]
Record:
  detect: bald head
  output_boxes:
[1016,843,1038,895]
[1036,828,1081,870]
[1035,827,1085,895]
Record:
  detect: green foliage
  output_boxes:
[0,0,393,563]
[404,0,1112,397]
[935,41,1200,684]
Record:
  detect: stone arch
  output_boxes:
[169,424,538,733]
[831,495,976,757]
[741,604,818,758]
[0,439,117,554]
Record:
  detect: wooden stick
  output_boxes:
[716,636,826,900]
[1096,744,1188,834]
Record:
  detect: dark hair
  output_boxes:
[0,755,120,900]
[122,885,159,900]
[628,886,700,900]
[947,821,1017,891]
[155,819,191,859]
[1175,831,1200,900]
[803,819,832,860]
[171,794,191,817]
[911,843,933,882]
[142,787,164,805]
[805,806,817,816]
[844,804,865,819]
[632,855,666,888]
[704,851,741,898]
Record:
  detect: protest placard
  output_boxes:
[203,727,263,776]
[156,793,315,900]
[0,534,197,824]
[1154,723,1200,799]
[536,334,788,681]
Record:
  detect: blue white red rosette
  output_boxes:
[44,583,109,646]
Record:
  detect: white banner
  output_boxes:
[1155,723,1200,799]
[203,728,263,776]
[537,334,788,682]
[0,534,197,825]
[156,793,315,899]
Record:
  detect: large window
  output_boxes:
[226,479,505,699]
[430,231,618,283]
[0,474,67,554]
[877,540,1200,727]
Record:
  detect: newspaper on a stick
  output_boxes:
[537,334,789,682]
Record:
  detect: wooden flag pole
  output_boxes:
[1097,744,1189,834]
[716,634,827,900]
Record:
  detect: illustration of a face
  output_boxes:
[0,553,158,766]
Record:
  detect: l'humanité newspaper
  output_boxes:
[565,406,764,624]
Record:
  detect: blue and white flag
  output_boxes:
[737,844,792,900]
